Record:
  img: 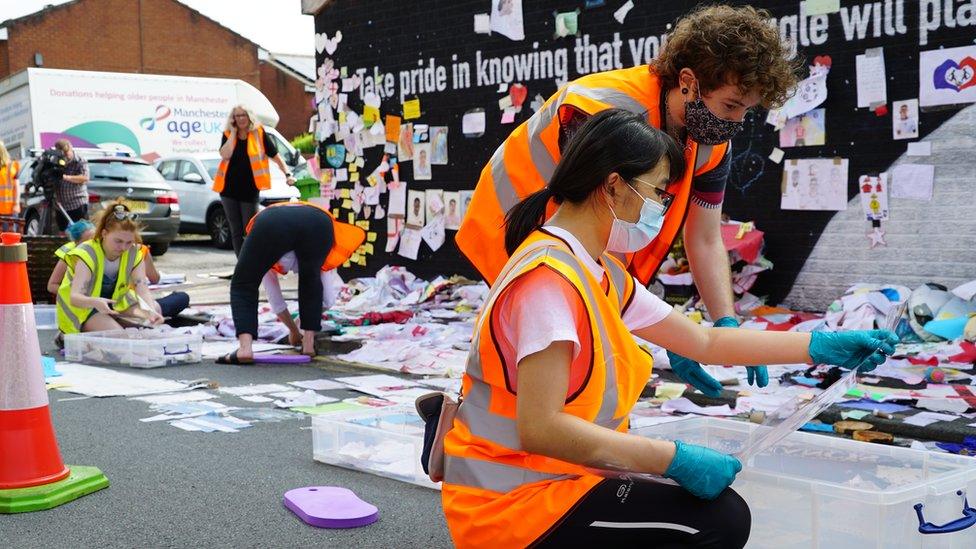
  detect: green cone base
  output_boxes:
[0,465,108,513]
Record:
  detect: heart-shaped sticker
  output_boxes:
[934,56,976,91]
[509,84,528,108]
[322,31,343,56]
[813,55,832,68]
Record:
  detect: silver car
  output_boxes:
[153,153,301,249]
[19,152,180,255]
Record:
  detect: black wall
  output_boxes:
[314,0,974,303]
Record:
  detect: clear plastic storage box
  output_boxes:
[64,329,202,368]
[634,417,976,548]
[312,407,438,489]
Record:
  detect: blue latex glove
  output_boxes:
[667,350,723,397]
[664,440,742,500]
[713,316,769,388]
[808,329,899,372]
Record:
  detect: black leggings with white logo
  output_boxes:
[533,480,751,548]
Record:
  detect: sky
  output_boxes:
[1,0,315,56]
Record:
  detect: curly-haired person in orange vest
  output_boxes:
[441,110,897,548]
[457,4,803,401]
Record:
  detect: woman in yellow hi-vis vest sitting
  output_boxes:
[441,110,898,548]
[56,199,163,334]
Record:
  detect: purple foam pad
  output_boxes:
[253,353,311,364]
[283,486,379,528]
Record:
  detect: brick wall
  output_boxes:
[259,62,314,141]
[1,0,309,139]
[313,0,976,298]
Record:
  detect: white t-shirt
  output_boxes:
[491,226,673,394]
[261,251,343,315]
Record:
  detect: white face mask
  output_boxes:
[606,184,666,253]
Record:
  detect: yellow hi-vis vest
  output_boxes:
[56,240,144,334]
[442,230,652,548]
[212,126,271,193]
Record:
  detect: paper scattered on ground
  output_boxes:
[335,374,421,398]
[53,363,187,397]
[201,342,293,359]
[218,383,292,396]
[661,397,737,417]
[289,379,347,391]
[239,395,274,403]
[903,411,959,427]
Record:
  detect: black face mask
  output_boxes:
[684,90,745,145]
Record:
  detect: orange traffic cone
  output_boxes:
[0,232,108,513]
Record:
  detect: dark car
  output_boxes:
[19,153,181,255]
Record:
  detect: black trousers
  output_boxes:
[230,205,335,337]
[533,480,751,548]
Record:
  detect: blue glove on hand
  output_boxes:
[667,350,723,397]
[713,316,769,388]
[808,329,899,372]
[664,440,742,500]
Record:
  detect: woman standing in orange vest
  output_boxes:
[441,110,897,548]
[456,4,802,401]
[0,141,21,217]
[216,202,364,364]
[213,105,296,256]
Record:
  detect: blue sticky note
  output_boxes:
[800,422,835,433]
[42,356,61,379]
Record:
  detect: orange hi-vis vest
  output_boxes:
[213,126,271,193]
[0,160,20,215]
[245,201,366,272]
[441,230,652,549]
[455,66,728,286]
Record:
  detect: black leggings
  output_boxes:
[230,205,335,337]
[533,480,751,548]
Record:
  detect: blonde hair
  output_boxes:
[224,104,258,133]
[94,198,143,241]
[0,140,10,169]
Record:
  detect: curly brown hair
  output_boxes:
[653,4,801,108]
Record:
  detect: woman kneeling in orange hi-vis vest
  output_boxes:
[215,202,364,364]
[440,110,899,548]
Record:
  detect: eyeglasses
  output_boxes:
[632,177,675,214]
[112,204,138,221]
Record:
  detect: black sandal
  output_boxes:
[216,350,254,365]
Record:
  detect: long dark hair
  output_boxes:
[504,109,685,254]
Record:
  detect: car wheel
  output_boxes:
[24,210,41,236]
[149,242,169,256]
[207,206,233,250]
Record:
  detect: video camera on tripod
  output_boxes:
[26,147,68,201]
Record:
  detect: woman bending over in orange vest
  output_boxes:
[216,202,364,364]
[440,110,897,548]
[214,104,296,256]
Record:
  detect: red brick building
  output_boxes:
[0,0,315,140]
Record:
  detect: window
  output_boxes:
[201,159,220,179]
[179,161,203,181]
[90,162,166,182]
[157,161,179,180]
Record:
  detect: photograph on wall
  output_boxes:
[858,174,890,221]
[398,123,414,161]
[892,99,920,140]
[407,190,426,227]
[778,109,825,148]
[425,189,444,222]
[459,190,475,220]
[489,0,525,41]
[780,158,849,211]
[413,142,432,180]
[443,191,461,230]
[430,126,449,165]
